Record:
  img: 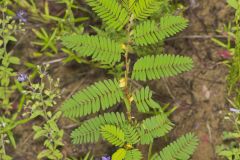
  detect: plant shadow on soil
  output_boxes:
[7,0,235,159]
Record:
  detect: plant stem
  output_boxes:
[148,143,153,160]
[124,15,134,122]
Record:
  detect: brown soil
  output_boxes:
[8,0,235,159]
[163,0,232,159]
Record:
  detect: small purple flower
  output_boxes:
[102,156,111,160]
[230,108,240,114]
[17,73,28,82]
[16,10,27,22]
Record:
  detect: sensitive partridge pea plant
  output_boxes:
[61,0,198,159]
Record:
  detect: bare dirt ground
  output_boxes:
[9,0,235,159]
[165,0,232,159]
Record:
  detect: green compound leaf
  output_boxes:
[131,54,193,81]
[132,86,161,112]
[71,112,126,144]
[122,124,140,145]
[150,133,199,160]
[133,0,163,20]
[139,114,173,144]
[61,35,123,65]
[133,16,188,46]
[121,0,136,11]
[86,0,129,31]
[61,79,124,118]
[125,149,143,160]
[101,125,125,147]
[112,148,127,160]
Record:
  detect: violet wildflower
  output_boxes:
[16,10,27,22]
[102,156,111,160]
[230,108,240,114]
[17,73,28,82]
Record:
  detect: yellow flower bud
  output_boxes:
[119,78,126,88]
[129,96,134,102]
[125,144,133,149]
[121,44,127,50]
